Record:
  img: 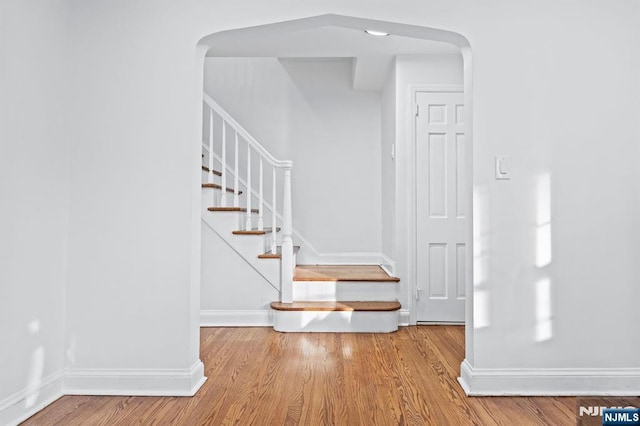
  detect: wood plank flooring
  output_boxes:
[294,265,401,282]
[23,326,576,425]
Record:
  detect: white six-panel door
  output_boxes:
[415,90,467,323]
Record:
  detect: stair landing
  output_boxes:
[271,301,401,312]
[291,265,400,303]
[274,265,401,333]
[294,265,399,282]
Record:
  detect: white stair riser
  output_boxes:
[292,281,399,302]
[273,310,399,333]
[201,188,243,211]
[229,235,268,260]
[201,188,220,210]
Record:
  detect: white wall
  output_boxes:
[463,5,640,375]
[204,58,290,160]
[200,224,279,323]
[63,0,205,395]
[195,4,640,394]
[204,57,382,256]
[396,55,463,87]
[2,2,640,418]
[0,0,69,423]
[380,54,464,272]
[380,62,396,266]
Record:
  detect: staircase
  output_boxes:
[202,93,401,333]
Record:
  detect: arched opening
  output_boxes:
[194,13,474,378]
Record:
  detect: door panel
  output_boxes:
[456,133,466,218]
[416,90,467,323]
[428,133,447,217]
[428,243,447,298]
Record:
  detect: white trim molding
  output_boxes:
[200,309,273,327]
[398,309,411,326]
[406,83,466,327]
[380,254,396,277]
[0,370,63,426]
[63,360,206,397]
[459,359,640,396]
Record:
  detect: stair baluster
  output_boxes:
[258,157,264,231]
[233,131,239,207]
[220,121,227,207]
[271,165,277,254]
[208,109,215,206]
[245,145,252,230]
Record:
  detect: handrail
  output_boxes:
[203,93,292,169]
[203,94,294,303]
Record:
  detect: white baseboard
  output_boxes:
[201,309,273,327]
[0,370,63,426]
[398,309,411,326]
[64,360,206,396]
[459,359,640,396]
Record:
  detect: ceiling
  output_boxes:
[206,25,460,91]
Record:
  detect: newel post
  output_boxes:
[280,165,294,303]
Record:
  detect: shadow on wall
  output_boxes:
[474,172,555,344]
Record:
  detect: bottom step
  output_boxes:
[270,301,400,333]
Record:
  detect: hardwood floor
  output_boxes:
[23,326,576,425]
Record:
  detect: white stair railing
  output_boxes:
[203,93,294,303]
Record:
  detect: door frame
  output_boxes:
[196,13,476,370]
[407,84,467,325]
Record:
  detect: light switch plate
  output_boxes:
[495,156,511,180]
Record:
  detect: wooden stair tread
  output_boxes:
[270,301,401,312]
[258,246,300,259]
[201,183,241,194]
[201,165,222,176]
[232,227,281,235]
[294,265,400,282]
[208,207,258,213]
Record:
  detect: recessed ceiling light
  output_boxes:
[364,30,389,37]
